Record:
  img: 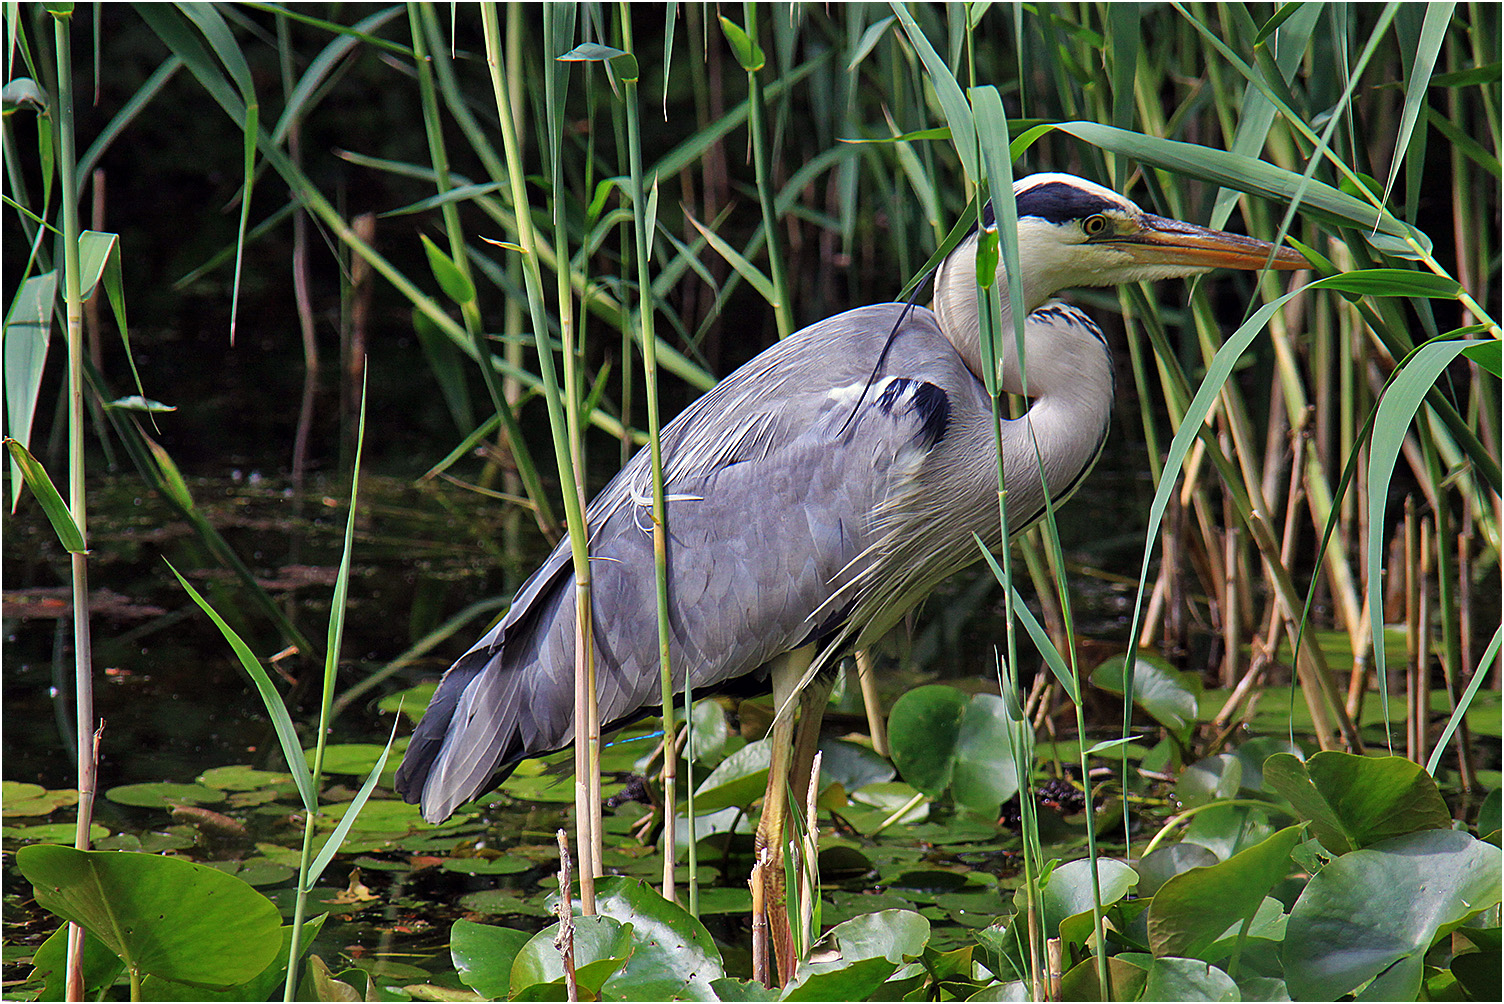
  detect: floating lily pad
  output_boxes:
[1148,825,1305,960]
[1035,857,1138,948]
[785,909,930,1000]
[950,695,1022,813]
[818,738,895,791]
[689,698,735,767]
[317,798,425,833]
[441,855,534,876]
[1135,842,1218,897]
[844,780,928,831]
[691,885,753,915]
[818,844,874,881]
[503,769,584,804]
[197,765,294,791]
[459,888,554,918]
[511,915,632,998]
[1264,751,1452,853]
[379,683,436,724]
[305,744,395,777]
[25,917,126,999]
[1093,656,1201,740]
[199,858,296,887]
[254,841,305,868]
[105,782,224,809]
[3,822,110,844]
[2,782,77,817]
[267,885,369,916]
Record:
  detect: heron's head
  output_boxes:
[934,172,1307,382]
[1002,173,1306,301]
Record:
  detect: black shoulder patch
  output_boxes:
[1015,180,1118,224]
[876,378,950,449]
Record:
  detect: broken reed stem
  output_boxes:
[751,847,770,987]
[1046,936,1063,1000]
[555,829,579,1003]
[1026,891,1043,1001]
[1416,515,1433,768]
[798,749,823,962]
[1405,498,1420,762]
[1454,532,1479,790]
[1222,496,1241,689]
[1346,594,1374,723]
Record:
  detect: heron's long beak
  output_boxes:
[1114,214,1307,271]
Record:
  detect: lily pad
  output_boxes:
[2,782,78,817]
[1140,956,1238,1001]
[1176,755,1243,808]
[197,765,294,791]
[1283,828,1502,1000]
[817,738,895,791]
[784,909,929,1000]
[3,822,110,844]
[1035,857,1138,948]
[511,915,633,998]
[441,855,533,876]
[450,919,531,1000]
[1134,843,1218,897]
[16,845,283,986]
[888,685,969,796]
[693,738,772,813]
[459,888,554,918]
[1263,751,1452,852]
[25,920,126,1000]
[1092,656,1201,739]
[105,782,224,809]
[1147,825,1305,960]
[950,694,1021,813]
[594,876,726,999]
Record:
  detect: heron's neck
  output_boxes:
[995,328,1115,521]
[932,235,1060,385]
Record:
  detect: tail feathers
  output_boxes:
[394,648,519,822]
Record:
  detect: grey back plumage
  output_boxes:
[396,299,1113,822]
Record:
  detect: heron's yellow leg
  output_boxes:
[753,646,815,986]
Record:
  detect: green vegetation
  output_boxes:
[3,3,1498,1001]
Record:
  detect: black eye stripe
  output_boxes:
[1015,181,1121,224]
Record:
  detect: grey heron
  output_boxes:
[395,171,1303,974]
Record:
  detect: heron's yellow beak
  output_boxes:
[1113,214,1308,271]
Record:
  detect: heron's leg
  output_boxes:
[783,670,836,979]
[787,670,835,817]
[752,645,815,986]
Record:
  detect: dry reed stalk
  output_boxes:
[1416,516,1433,767]
[1346,594,1374,723]
[554,830,578,1003]
[751,848,770,987]
[798,750,823,964]
[1452,531,1479,789]
[1222,497,1241,689]
[1405,498,1420,761]
[1047,937,1063,1000]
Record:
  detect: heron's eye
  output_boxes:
[1081,214,1109,237]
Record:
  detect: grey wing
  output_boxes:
[395,305,967,821]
